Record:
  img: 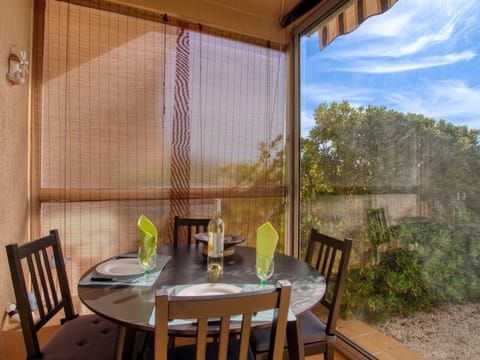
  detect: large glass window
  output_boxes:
[300,0,480,357]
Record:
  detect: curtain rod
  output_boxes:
[56,0,286,51]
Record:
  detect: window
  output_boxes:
[299,0,480,357]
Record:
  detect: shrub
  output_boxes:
[342,247,433,322]
[342,217,480,323]
[397,218,480,303]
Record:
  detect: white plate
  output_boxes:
[95,258,144,277]
[177,283,242,296]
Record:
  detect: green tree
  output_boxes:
[302,101,480,221]
[301,101,480,320]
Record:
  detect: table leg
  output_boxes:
[115,326,126,360]
[286,318,305,360]
[115,325,137,360]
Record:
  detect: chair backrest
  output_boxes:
[173,216,210,246]
[367,207,392,246]
[5,229,78,358]
[305,229,352,335]
[155,281,292,360]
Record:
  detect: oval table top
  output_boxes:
[78,245,326,333]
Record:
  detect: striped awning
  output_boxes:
[316,0,398,50]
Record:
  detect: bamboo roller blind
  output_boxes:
[37,0,286,292]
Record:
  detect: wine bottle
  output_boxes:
[207,199,224,276]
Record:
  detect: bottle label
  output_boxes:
[208,233,224,257]
[208,232,224,276]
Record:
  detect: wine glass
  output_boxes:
[138,246,157,280]
[256,255,274,286]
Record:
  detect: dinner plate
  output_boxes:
[176,283,242,296]
[95,258,144,277]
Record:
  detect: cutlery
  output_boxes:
[91,277,117,282]
[115,253,138,259]
[90,277,136,284]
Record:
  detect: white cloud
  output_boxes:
[302,84,374,105]
[387,80,480,127]
[341,51,476,74]
[351,5,416,39]
[395,22,455,56]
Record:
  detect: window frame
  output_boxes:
[287,1,383,358]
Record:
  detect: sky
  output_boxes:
[300,0,480,136]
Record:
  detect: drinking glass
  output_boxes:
[138,246,157,279]
[256,255,274,286]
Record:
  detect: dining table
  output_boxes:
[78,244,326,360]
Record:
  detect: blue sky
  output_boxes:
[300,0,480,136]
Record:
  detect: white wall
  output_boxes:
[0,0,33,352]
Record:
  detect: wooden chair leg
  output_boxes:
[325,343,334,360]
[286,319,305,360]
[168,335,175,347]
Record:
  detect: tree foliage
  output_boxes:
[219,135,286,249]
[302,101,480,222]
[220,134,285,187]
[302,101,480,320]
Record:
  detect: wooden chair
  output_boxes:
[173,216,210,246]
[250,229,352,360]
[154,280,292,360]
[367,207,395,264]
[5,229,118,360]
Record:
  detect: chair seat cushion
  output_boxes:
[299,311,327,344]
[41,314,118,360]
[249,311,327,353]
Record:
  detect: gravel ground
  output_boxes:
[376,302,480,360]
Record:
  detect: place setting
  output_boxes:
[148,221,295,326]
[79,215,171,287]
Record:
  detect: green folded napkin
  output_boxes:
[138,215,158,266]
[256,221,278,258]
[256,222,278,282]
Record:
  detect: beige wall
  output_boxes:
[112,0,296,45]
[0,0,33,352]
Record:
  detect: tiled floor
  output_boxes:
[336,317,426,360]
[310,304,427,360]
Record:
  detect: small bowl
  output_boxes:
[194,233,246,256]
